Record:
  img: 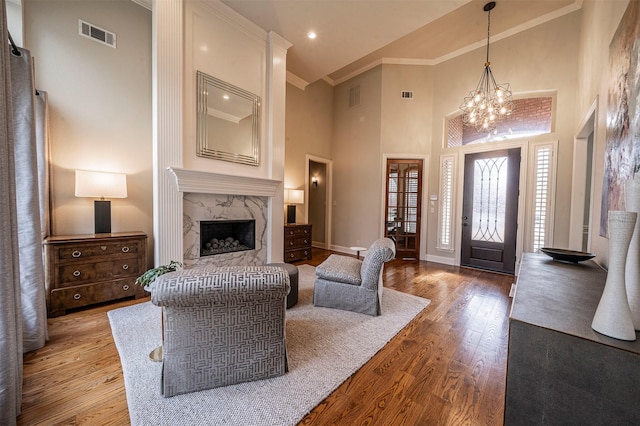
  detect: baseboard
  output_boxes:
[425,254,457,266]
[329,244,353,255]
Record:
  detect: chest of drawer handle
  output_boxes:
[72,250,82,258]
[122,264,129,270]
[73,270,81,277]
[122,284,130,291]
[122,246,130,253]
[73,293,81,300]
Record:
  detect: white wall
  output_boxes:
[153,0,289,265]
[332,67,382,249]
[575,0,630,268]
[380,64,433,259]
[24,0,153,266]
[6,0,23,46]
[183,1,269,178]
[428,11,581,263]
[326,11,581,260]
[284,79,334,222]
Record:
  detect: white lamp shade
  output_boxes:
[75,170,127,199]
[285,189,304,204]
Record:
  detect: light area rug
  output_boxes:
[108,264,430,426]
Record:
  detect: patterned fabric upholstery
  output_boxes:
[151,265,290,397]
[315,255,362,285]
[313,238,395,316]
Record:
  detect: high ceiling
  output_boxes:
[221,0,580,86]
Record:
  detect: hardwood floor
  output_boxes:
[17,249,513,425]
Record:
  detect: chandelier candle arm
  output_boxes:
[459,1,513,133]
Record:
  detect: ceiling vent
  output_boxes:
[79,19,116,48]
[401,91,414,99]
[349,85,361,108]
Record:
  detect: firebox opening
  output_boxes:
[200,219,255,257]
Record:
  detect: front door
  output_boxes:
[461,148,520,274]
[385,159,422,260]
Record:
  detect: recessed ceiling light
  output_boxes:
[307,31,317,40]
[223,94,230,100]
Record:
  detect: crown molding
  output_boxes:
[331,0,583,85]
[131,0,151,10]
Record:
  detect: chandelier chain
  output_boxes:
[486,7,490,64]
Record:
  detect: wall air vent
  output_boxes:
[349,85,361,108]
[401,91,414,99]
[78,19,116,48]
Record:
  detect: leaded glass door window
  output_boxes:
[461,149,520,274]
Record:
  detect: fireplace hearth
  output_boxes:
[200,219,255,257]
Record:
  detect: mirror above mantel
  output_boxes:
[196,71,261,166]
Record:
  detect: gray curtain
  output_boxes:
[35,90,51,240]
[12,46,47,354]
[1,2,25,421]
[1,2,49,423]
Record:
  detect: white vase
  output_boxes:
[592,210,637,341]
[625,177,640,330]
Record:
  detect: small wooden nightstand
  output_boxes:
[284,224,312,263]
[43,232,148,317]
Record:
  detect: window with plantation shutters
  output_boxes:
[438,155,455,251]
[530,143,556,252]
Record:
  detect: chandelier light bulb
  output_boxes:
[500,107,507,114]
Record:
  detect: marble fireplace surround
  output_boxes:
[167,167,281,267]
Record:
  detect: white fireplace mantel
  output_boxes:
[167,167,281,197]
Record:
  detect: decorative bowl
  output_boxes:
[540,248,596,263]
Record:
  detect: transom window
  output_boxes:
[447,96,553,147]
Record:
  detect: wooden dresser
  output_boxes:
[284,224,312,263]
[44,232,148,317]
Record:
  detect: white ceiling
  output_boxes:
[221,0,581,87]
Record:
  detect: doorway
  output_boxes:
[461,148,521,274]
[384,159,423,260]
[570,102,597,251]
[306,155,332,250]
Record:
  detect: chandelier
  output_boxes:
[460,1,513,133]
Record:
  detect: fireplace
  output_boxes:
[200,219,256,257]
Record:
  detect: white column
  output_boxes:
[266,31,291,263]
[152,0,184,265]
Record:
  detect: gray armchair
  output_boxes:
[313,238,396,316]
[151,265,290,397]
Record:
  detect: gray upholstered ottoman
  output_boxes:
[266,263,299,308]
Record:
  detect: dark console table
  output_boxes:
[505,253,640,425]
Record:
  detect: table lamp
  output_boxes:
[75,169,127,234]
[284,189,304,224]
